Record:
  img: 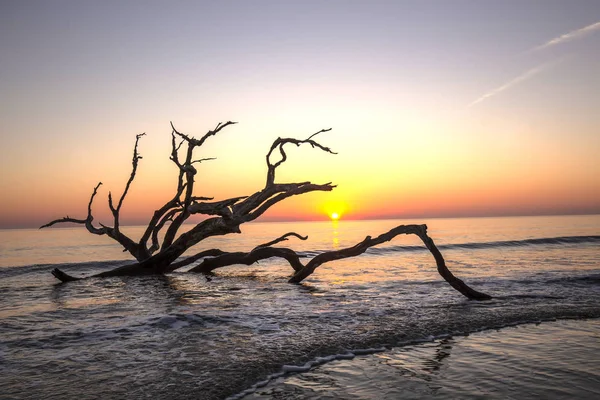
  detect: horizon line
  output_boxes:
[2,210,599,230]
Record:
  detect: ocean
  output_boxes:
[1,215,599,399]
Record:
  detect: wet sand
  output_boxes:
[243,319,600,399]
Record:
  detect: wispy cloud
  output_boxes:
[469,21,599,108]
[533,21,600,51]
[467,63,550,108]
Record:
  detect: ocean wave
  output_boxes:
[297,235,600,257]
[1,235,598,276]
[0,259,134,278]
[365,235,600,254]
[227,317,600,400]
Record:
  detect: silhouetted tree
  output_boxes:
[42,122,491,300]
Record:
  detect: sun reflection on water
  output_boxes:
[331,220,339,249]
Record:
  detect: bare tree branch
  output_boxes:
[40,182,102,230]
[254,232,308,249]
[118,133,145,211]
[188,196,248,218]
[171,121,238,147]
[149,208,180,254]
[160,122,237,249]
[179,232,309,274]
[190,196,214,202]
[265,128,336,187]
[39,216,88,229]
[289,224,492,300]
[139,187,188,253]
[108,133,145,228]
[187,224,491,301]
[191,158,216,165]
[189,247,305,274]
[165,249,228,272]
[242,183,336,223]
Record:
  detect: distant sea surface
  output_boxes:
[1,215,599,399]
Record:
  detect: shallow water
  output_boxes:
[1,215,599,399]
[247,319,600,399]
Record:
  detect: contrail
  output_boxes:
[467,63,549,108]
[533,21,600,51]
[468,21,598,108]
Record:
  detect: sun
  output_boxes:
[323,200,347,221]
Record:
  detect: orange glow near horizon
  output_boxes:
[1,70,600,229]
[321,199,349,221]
[1,4,600,229]
[4,144,598,229]
[1,135,599,229]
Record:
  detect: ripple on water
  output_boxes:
[242,319,600,400]
[1,235,599,400]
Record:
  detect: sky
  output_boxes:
[0,0,599,229]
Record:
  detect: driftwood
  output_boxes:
[187,225,491,300]
[42,122,492,301]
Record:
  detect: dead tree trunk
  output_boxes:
[44,123,335,275]
[43,122,492,301]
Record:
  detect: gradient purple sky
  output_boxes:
[1,1,599,228]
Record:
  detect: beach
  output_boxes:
[246,319,600,399]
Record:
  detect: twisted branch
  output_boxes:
[160,122,237,250]
[254,232,308,249]
[188,224,491,301]
[265,128,335,187]
[40,182,102,231]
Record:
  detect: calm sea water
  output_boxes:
[1,215,599,399]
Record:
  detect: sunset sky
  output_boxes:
[1,1,599,229]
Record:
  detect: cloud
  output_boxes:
[533,21,600,51]
[467,63,549,108]
[468,20,600,108]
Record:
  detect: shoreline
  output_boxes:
[232,316,600,399]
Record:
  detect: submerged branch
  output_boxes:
[165,249,229,272]
[187,224,491,301]
[287,224,491,300]
[189,247,305,273]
